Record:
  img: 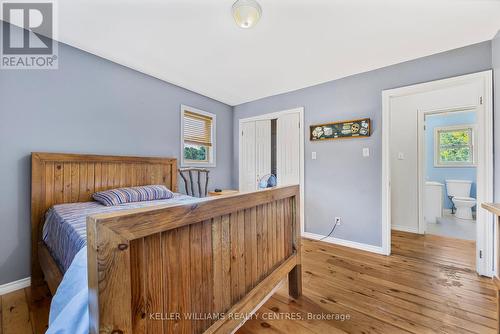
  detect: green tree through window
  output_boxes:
[436,127,474,166]
[184,145,207,161]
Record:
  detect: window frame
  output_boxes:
[433,124,477,168]
[180,105,216,168]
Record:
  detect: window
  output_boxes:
[434,125,476,167]
[181,105,216,167]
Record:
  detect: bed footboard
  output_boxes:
[87,185,301,334]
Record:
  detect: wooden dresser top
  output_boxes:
[481,203,500,216]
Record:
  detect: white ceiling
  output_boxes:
[35,1,500,105]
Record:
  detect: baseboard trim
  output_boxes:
[302,232,386,255]
[0,277,31,296]
[392,225,419,233]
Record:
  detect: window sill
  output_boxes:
[181,161,216,168]
[433,164,477,168]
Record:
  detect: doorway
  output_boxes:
[238,107,305,232]
[421,109,477,241]
[382,71,493,276]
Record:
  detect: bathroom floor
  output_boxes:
[426,212,476,241]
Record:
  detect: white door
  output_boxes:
[255,120,271,184]
[277,112,300,186]
[240,121,256,192]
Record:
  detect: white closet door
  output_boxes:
[255,119,271,184]
[277,113,300,186]
[240,121,256,192]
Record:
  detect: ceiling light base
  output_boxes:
[232,0,262,29]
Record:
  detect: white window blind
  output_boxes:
[183,110,213,147]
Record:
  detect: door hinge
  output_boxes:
[480,250,483,258]
[241,131,244,136]
[480,96,483,105]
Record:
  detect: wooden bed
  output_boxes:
[31,152,302,334]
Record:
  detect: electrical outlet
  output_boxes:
[335,217,342,225]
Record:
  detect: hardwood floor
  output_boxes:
[0,284,51,334]
[0,231,496,333]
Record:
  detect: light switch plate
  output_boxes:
[312,151,317,160]
[362,148,369,157]
[398,152,405,160]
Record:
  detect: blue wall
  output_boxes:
[425,111,477,209]
[233,41,492,247]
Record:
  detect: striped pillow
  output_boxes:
[92,185,174,206]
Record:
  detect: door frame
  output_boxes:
[238,107,305,235]
[382,71,493,276]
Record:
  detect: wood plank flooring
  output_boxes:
[0,231,496,333]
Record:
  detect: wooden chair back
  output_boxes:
[179,168,210,197]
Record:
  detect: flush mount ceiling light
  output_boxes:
[232,0,262,29]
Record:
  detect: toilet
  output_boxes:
[446,180,475,220]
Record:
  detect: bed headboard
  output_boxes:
[30,152,177,285]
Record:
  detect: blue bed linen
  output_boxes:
[42,193,193,273]
[46,246,89,334]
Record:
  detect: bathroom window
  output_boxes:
[434,125,476,167]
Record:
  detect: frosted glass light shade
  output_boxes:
[232,0,262,29]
